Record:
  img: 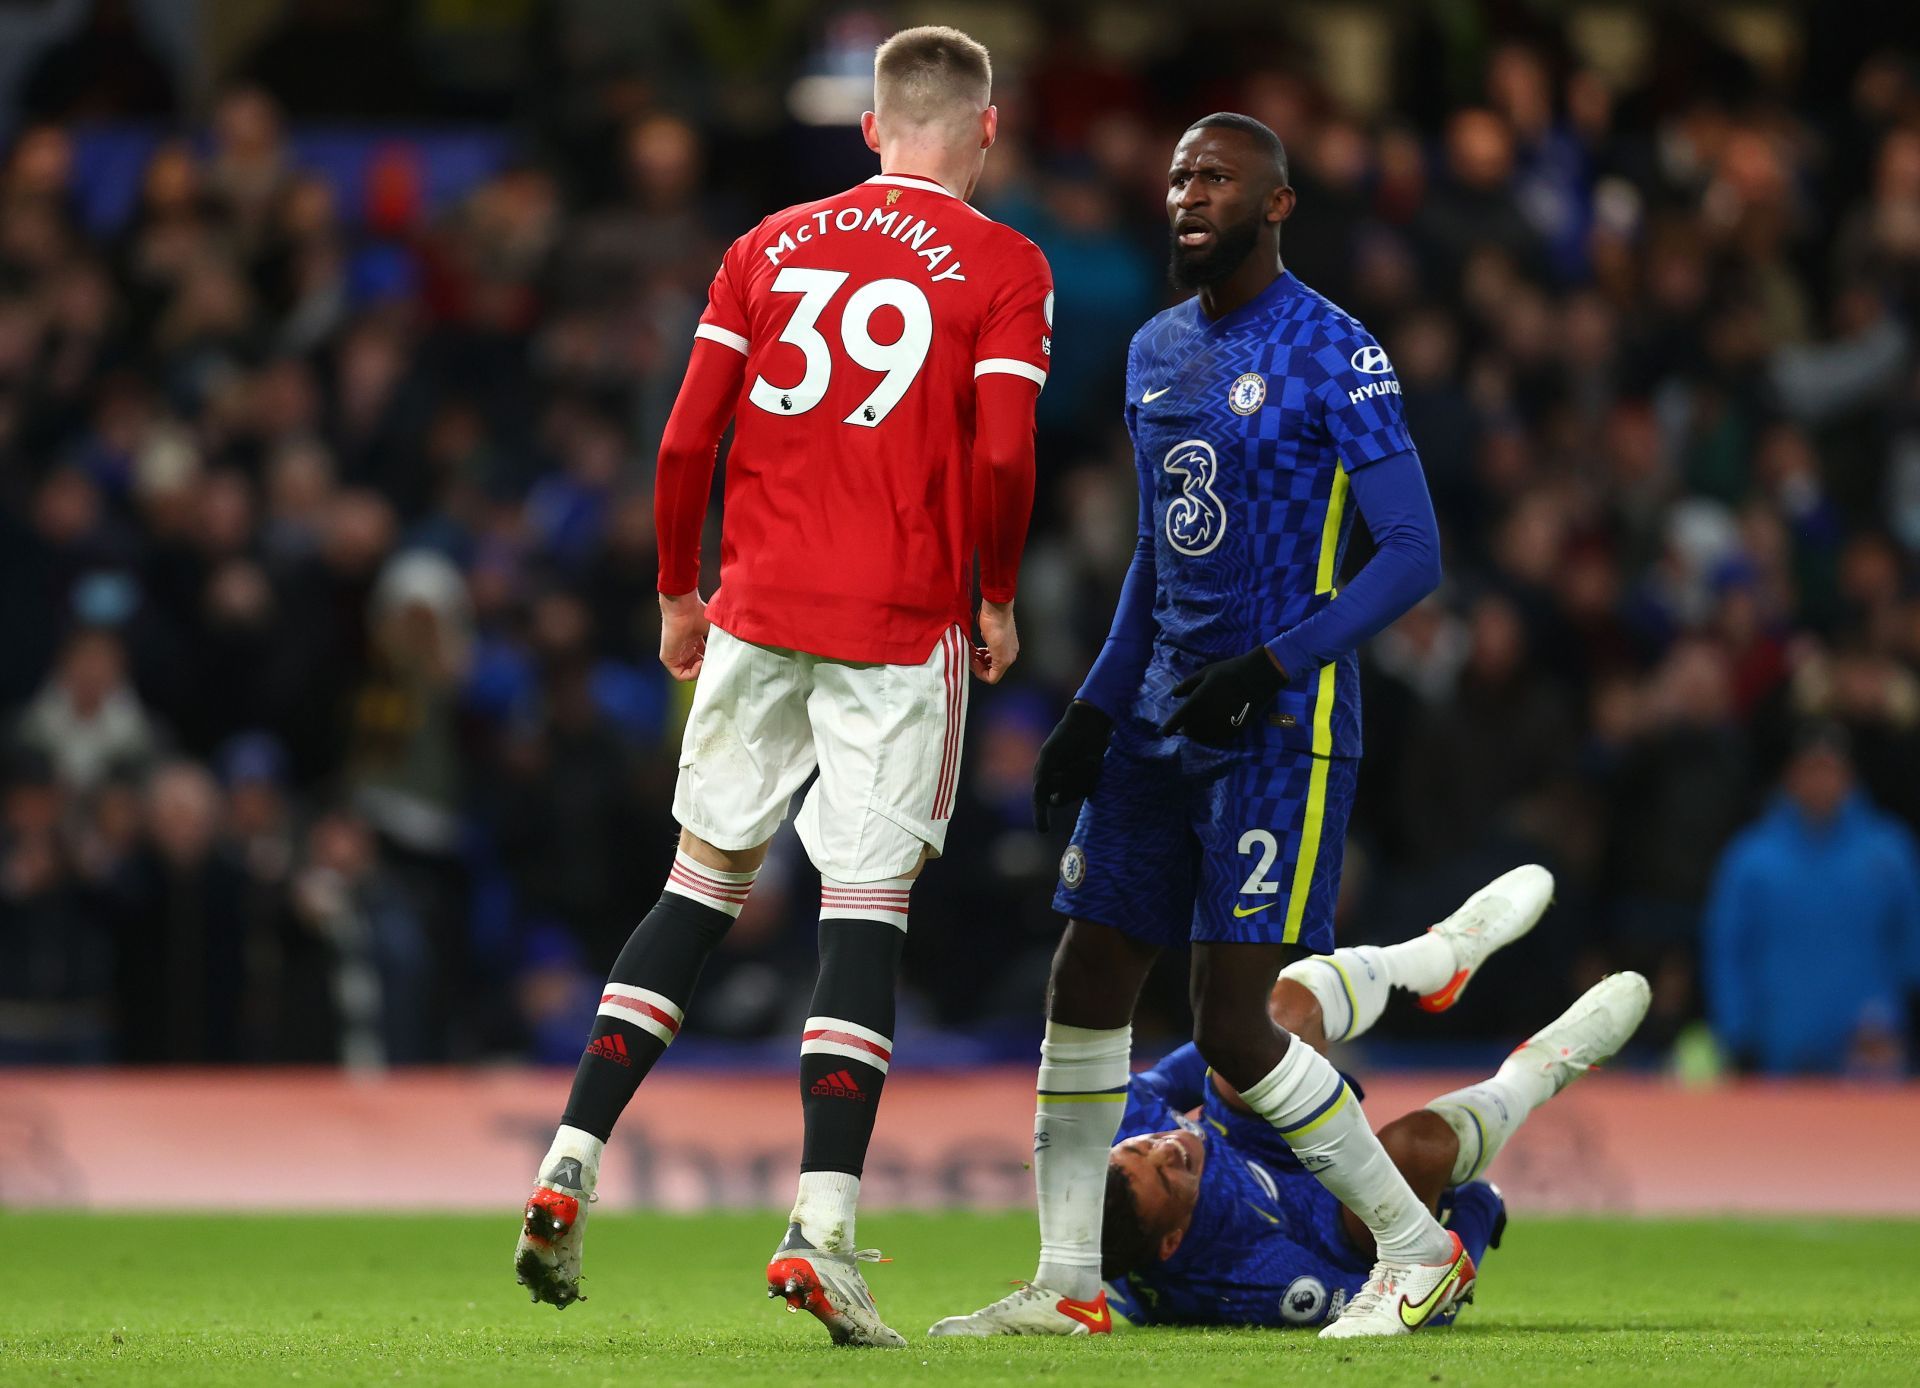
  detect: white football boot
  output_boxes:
[1319,1230,1476,1339]
[1505,970,1652,1098]
[514,1153,595,1308]
[766,1224,906,1348]
[928,1283,1114,1337]
[1417,864,1554,1013]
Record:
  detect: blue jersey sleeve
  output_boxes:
[1075,337,1158,718]
[1133,1042,1209,1111]
[1264,449,1441,681]
[1306,320,1416,470]
[1119,1043,1211,1140]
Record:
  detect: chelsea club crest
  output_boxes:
[1060,845,1087,890]
[1228,372,1266,415]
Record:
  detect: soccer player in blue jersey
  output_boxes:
[1100,901,1651,1331]
[934,113,1477,1339]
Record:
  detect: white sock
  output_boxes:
[1379,930,1458,996]
[538,1124,604,1192]
[1240,1039,1453,1265]
[1280,946,1392,1042]
[1426,1047,1561,1184]
[1033,1021,1132,1301]
[790,1171,862,1252]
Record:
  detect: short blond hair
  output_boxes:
[874,26,991,128]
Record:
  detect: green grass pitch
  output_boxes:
[4,1212,1915,1386]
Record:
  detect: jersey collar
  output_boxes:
[1195,269,1301,331]
[866,172,959,199]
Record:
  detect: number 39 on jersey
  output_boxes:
[749,268,932,428]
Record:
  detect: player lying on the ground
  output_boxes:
[939,863,1527,1335]
[1101,893,1651,1331]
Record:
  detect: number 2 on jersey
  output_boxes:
[748,267,931,428]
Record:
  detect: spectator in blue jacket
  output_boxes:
[1703,724,1920,1076]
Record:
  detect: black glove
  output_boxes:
[1032,700,1114,831]
[1159,649,1287,746]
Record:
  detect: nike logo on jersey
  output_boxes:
[1142,386,1171,402]
[1232,902,1276,918]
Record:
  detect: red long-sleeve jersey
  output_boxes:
[654,172,1052,665]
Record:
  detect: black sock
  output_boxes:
[798,917,905,1176]
[560,854,753,1140]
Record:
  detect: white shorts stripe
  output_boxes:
[931,629,960,819]
[974,357,1047,387]
[694,322,749,354]
[938,627,968,819]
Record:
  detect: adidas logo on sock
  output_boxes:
[544,1156,585,1190]
[809,1069,867,1101]
[587,1034,632,1067]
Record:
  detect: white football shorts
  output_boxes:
[672,623,971,883]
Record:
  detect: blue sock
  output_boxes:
[1440,1180,1506,1265]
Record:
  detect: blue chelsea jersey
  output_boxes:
[1124,271,1415,759]
[1110,1051,1366,1328]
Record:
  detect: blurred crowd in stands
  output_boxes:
[2,1,1918,1076]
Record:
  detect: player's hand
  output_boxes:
[972,599,1017,683]
[658,590,710,682]
[1160,648,1287,746]
[1032,700,1113,831]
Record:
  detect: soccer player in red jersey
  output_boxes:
[514,27,1052,1347]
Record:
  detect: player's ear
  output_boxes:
[1269,184,1297,225]
[981,104,998,150]
[1156,1225,1184,1261]
[861,111,882,154]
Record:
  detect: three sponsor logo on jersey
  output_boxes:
[1136,345,1397,556]
[1162,439,1227,557]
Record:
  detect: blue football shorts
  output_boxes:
[1051,713,1356,953]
